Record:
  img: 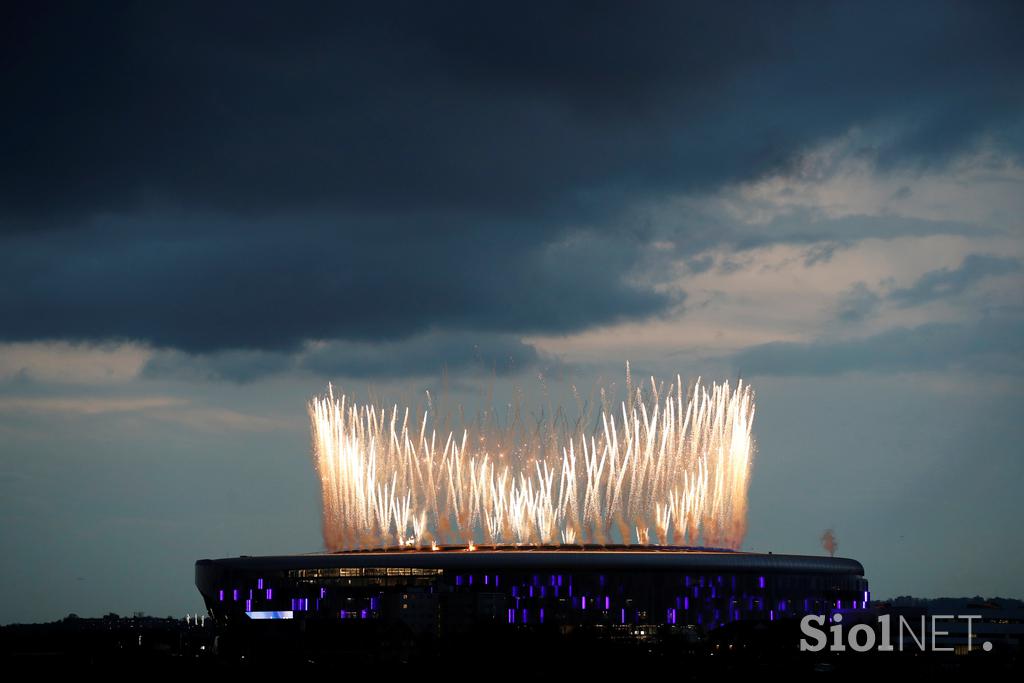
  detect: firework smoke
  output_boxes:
[308,369,756,551]
[821,528,838,556]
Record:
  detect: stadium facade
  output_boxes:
[196,545,867,659]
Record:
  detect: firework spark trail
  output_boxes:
[309,371,756,551]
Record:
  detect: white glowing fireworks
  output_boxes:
[309,369,755,551]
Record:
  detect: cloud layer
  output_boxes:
[2,2,1022,361]
[732,317,1024,376]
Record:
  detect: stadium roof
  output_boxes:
[197,546,864,576]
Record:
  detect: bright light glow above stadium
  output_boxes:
[308,366,756,551]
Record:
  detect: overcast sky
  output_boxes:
[1,1,1022,623]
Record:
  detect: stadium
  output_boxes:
[195,545,868,660]
[195,378,869,660]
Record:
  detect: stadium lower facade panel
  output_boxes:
[196,546,867,652]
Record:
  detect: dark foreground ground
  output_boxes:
[2,608,1019,678]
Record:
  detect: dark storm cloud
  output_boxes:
[728,213,988,252]
[0,213,677,351]
[835,283,882,323]
[142,330,543,382]
[141,348,295,384]
[300,331,541,379]
[803,242,843,267]
[889,254,1022,307]
[2,1,1022,354]
[732,317,1024,376]
[831,253,1021,324]
[657,206,990,263]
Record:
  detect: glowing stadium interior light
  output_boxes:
[308,367,755,551]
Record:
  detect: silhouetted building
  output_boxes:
[195,545,868,661]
